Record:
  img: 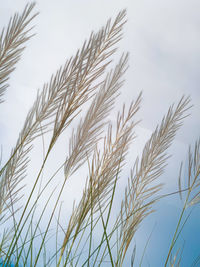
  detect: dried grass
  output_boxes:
[0,3,199,267]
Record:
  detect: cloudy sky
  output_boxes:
[0,1,200,266]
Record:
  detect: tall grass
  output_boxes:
[0,3,199,266]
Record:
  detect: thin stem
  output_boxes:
[4,144,52,265]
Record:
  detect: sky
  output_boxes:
[0,0,200,266]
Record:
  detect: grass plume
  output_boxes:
[0,2,38,103]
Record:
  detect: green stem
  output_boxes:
[164,191,190,266]
[4,146,51,265]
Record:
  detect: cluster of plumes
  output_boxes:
[0,3,132,263]
[0,2,197,267]
[0,4,127,223]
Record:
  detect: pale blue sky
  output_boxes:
[0,1,200,266]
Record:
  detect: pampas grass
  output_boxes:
[0,3,199,266]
